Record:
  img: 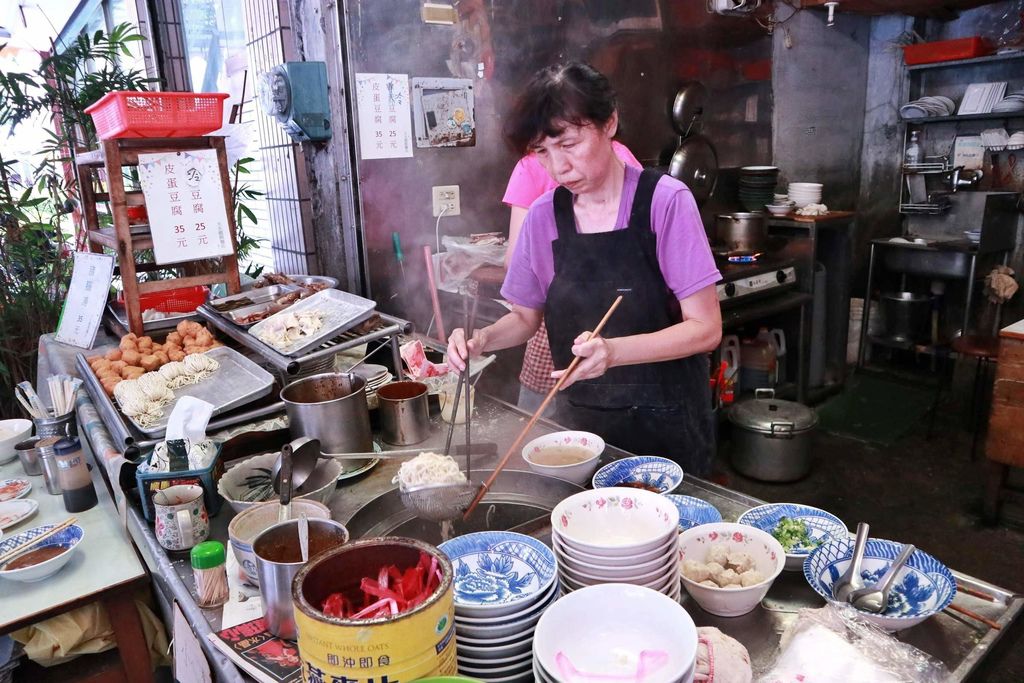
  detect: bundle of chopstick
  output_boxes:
[16,375,82,419]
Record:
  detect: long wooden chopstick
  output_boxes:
[946,603,1002,630]
[0,517,78,566]
[463,295,624,519]
[956,583,996,602]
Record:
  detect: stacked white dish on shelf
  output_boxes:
[992,91,1024,114]
[352,363,393,409]
[533,583,699,683]
[439,531,558,683]
[899,95,955,119]
[550,488,681,600]
[788,182,823,208]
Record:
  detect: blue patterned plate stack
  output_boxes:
[804,536,956,631]
[439,531,559,682]
[738,503,847,571]
[665,495,723,532]
[591,456,683,494]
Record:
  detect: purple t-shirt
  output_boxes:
[501,165,721,310]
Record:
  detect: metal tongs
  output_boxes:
[400,285,480,522]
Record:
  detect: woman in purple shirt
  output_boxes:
[447,63,722,475]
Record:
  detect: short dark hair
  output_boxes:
[504,62,618,156]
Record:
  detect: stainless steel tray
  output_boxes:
[248,289,377,357]
[207,285,299,313]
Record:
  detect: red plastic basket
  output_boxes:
[902,37,993,66]
[85,91,229,139]
[118,285,209,314]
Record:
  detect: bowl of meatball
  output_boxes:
[678,522,785,617]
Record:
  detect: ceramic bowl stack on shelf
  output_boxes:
[439,531,559,683]
[550,489,681,600]
[351,363,393,409]
[533,583,699,683]
[899,95,955,119]
[788,182,823,208]
[992,91,1024,115]
[738,166,780,212]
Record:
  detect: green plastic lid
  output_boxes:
[191,541,226,569]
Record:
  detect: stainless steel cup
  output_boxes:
[281,373,373,455]
[252,518,350,639]
[39,451,63,495]
[15,438,45,476]
[377,381,430,445]
[33,411,77,439]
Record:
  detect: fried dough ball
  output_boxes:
[87,355,103,366]
[140,354,160,371]
[121,349,141,366]
[104,348,122,361]
[119,338,137,352]
[123,333,138,342]
[176,321,192,336]
[101,378,120,396]
[91,358,112,372]
[182,335,196,347]
[168,349,186,362]
[154,351,169,366]
[166,332,182,345]
[123,366,145,380]
[109,360,127,373]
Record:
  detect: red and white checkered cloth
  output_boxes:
[519,321,556,394]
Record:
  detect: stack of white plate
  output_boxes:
[351,363,392,409]
[788,182,823,208]
[992,92,1024,114]
[964,229,982,244]
[550,489,681,600]
[439,531,559,683]
[533,583,698,683]
[899,95,955,119]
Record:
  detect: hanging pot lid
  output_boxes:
[668,134,718,206]
[671,82,709,137]
[728,391,818,435]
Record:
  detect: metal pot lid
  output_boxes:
[728,390,818,434]
[668,134,718,206]
[671,82,708,137]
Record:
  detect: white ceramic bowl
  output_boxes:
[227,498,332,585]
[788,182,823,189]
[534,583,698,682]
[0,420,33,465]
[552,528,677,566]
[218,452,342,514]
[521,431,604,486]
[551,489,679,555]
[555,537,675,577]
[561,549,677,585]
[766,204,794,216]
[678,522,785,617]
[0,523,84,582]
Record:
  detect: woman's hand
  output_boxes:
[447,327,489,372]
[550,332,616,388]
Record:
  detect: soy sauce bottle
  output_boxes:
[54,438,98,512]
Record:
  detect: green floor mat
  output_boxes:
[816,374,934,446]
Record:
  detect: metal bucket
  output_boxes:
[252,518,350,639]
[33,411,77,439]
[292,537,457,680]
[377,381,430,445]
[281,372,373,455]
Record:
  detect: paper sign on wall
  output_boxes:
[54,252,115,349]
[137,149,233,264]
[355,73,414,159]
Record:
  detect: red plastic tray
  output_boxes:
[85,91,229,139]
[902,37,993,66]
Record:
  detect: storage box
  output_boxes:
[902,37,993,66]
[136,445,225,522]
[117,285,209,314]
[85,91,229,139]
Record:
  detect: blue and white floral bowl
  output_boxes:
[664,495,722,532]
[0,523,84,582]
[439,531,557,618]
[738,503,847,571]
[591,456,683,494]
[804,537,956,631]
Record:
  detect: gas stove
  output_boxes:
[714,256,797,305]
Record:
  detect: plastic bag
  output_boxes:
[759,604,947,683]
[433,235,507,293]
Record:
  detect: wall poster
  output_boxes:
[355,73,414,160]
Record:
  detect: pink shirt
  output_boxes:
[502,141,642,208]
[501,164,720,310]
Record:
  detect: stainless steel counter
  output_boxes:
[142,395,1022,682]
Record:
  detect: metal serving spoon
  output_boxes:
[832,522,870,602]
[847,543,916,614]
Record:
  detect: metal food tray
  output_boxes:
[248,289,377,357]
[207,285,299,313]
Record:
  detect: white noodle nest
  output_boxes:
[393,451,466,490]
[115,354,220,426]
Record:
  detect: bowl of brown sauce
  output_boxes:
[591,456,683,494]
[0,523,83,582]
[521,431,604,486]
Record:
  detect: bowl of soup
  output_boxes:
[522,431,604,485]
[0,523,84,582]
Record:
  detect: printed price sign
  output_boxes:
[54,252,115,348]
[138,149,234,264]
[355,73,414,160]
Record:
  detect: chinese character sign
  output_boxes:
[138,149,234,264]
[55,252,115,349]
[355,73,413,160]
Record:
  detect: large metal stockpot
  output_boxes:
[280,372,373,456]
[716,212,767,253]
[728,389,818,482]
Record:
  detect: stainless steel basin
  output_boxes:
[881,244,972,279]
[343,469,583,545]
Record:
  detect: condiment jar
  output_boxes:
[53,437,98,512]
[191,541,229,609]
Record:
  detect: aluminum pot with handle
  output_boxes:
[728,388,817,482]
[716,212,767,253]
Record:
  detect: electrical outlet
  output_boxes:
[432,185,461,217]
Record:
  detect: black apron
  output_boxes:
[544,168,714,477]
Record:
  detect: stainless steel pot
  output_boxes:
[716,212,767,253]
[728,389,817,482]
[880,291,932,343]
[280,372,373,455]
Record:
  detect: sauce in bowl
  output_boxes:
[614,481,662,493]
[3,545,69,571]
[530,446,594,466]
